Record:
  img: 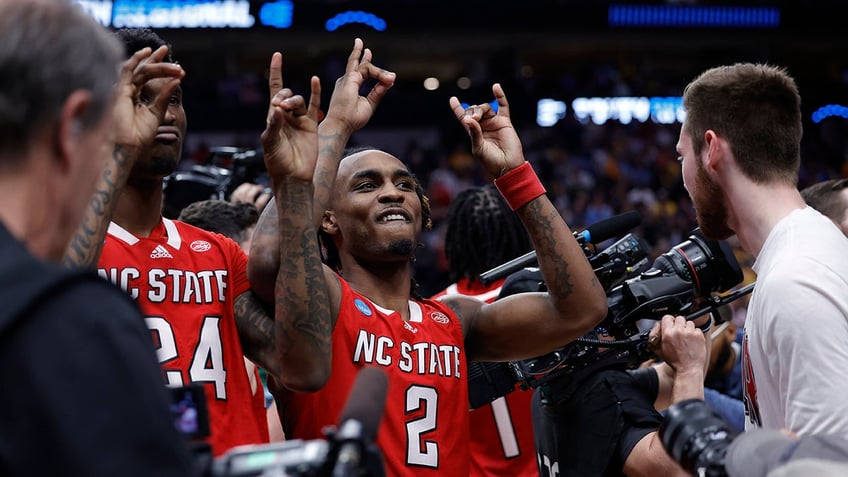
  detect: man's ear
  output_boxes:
[321,210,338,235]
[54,90,94,173]
[703,129,726,174]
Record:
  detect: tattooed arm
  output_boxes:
[63,46,183,268]
[441,84,607,363]
[251,53,336,392]
[248,39,395,302]
[311,38,396,226]
[63,144,134,268]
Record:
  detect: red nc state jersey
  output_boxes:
[432,278,538,477]
[97,218,268,456]
[278,276,470,477]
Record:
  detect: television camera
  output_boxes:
[468,214,753,409]
[163,146,270,218]
[171,368,388,477]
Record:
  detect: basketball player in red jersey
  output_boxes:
[431,185,538,477]
[249,39,607,476]
[64,29,330,456]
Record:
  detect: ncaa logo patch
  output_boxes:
[354,298,373,317]
[430,311,449,324]
[190,240,211,252]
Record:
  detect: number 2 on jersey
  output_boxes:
[406,385,439,468]
[145,315,227,399]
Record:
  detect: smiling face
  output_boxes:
[677,127,734,240]
[326,149,423,264]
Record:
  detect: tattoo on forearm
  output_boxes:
[277,185,332,356]
[63,145,130,268]
[234,292,276,371]
[313,129,346,220]
[523,201,575,297]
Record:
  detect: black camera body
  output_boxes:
[163,147,269,218]
[467,229,744,409]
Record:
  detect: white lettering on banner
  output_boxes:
[353,330,461,378]
[112,0,254,28]
[76,0,112,26]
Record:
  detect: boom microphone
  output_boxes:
[328,367,389,477]
[479,211,642,285]
[575,210,641,245]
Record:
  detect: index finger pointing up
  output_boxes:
[268,52,283,97]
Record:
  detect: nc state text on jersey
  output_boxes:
[98,267,230,303]
[353,330,462,378]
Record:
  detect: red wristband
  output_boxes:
[494,162,546,211]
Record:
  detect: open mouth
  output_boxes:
[377,210,411,223]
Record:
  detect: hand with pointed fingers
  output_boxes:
[323,38,396,134]
[261,52,322,184]
[113,45,184,156]
[449,83,525,178]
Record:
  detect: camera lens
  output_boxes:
[651,230,743,297]
[660,399,738,477]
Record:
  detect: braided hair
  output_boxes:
[444,184,532,283]
[319,146,432,277]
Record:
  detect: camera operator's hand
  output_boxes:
[650,315,708,408]
[650,315,706,374]
[449,84,526,178]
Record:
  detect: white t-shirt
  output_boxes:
[742,207,848,436]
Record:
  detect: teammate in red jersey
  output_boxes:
[248,39,607,476]
[65,28,329,456]
[431,185,538,477]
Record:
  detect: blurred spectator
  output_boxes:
[800,178,848,236]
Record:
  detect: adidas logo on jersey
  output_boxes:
[150,245,173,259]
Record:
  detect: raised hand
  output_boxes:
[63,46,184,269]
[323,38,396,133]
[260,52,322,183]
[112,46,184,157]
[449,83,525,178]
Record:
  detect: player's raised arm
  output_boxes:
[255,52,334,392]
[248,38,395,303]
[444,83,607,362]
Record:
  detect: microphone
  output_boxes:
[574,210,640,245]
[328,367,389,477]
[479,211,642,285]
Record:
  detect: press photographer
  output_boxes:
[469,228,747,476]
[660,398,848,477]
